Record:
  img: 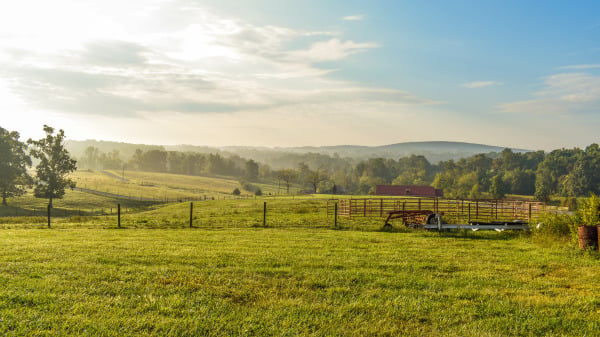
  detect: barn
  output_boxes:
[375,185,444,198]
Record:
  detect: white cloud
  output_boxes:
[0,1,417,120]
[461,81,501,88]
[0,0,444,147]
[558,64,600,70]
[499,72,600,114]
[289,38,379,63]
[342,15,365,21]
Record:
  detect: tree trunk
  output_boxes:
[2,193,6,206]
[48,196,53,208]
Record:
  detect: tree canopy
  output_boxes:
[0,127,32,205]
[28,125,77,207]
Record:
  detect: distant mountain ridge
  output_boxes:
[66,140,531,165]
[220,141,530,163]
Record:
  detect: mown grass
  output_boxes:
[0,228,599,336]
[0,198,367,230]
[0,190,156,218]
[71,170,284,200]
[1,169,297,219]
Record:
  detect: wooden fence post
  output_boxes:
[263,202,267,227]
[190,202,193,228]
[117,204,121,228]
[468,203,471,223]
[334,202,338,228]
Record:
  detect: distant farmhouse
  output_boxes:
[376,185,444,198]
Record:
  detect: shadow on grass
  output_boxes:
[427,229,528,241]
[0,205,43,217]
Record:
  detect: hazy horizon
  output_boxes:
[68,138,534,152]
[2,1,600,151]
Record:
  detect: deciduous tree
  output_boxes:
[490,175,505,200]
[28,125,77,208]
[0,127,32,205]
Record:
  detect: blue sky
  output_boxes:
[1,0,599,150]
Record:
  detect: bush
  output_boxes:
[239,179,259,193]
[531,213,575,240]
[254,188,262,196]
[560,197,578,210]
[576,195,600,227]
[232,188,241,196]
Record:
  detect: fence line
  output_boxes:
[328,197,546,224]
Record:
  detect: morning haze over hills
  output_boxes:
[67,139,529,166]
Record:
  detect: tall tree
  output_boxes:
[28,125,77,208]
[490,175,505,200]
[245,159,259,181]
[277,169,296,194]
[0,127,32,205]
[83,146,99,169]
[307,168,327,193]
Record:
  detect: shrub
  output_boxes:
[531,212,574,240]
[232,188,241,196]
[576,194,600,227]
[239,179,259,193]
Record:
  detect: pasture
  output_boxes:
[1,170,599,336]
[71,170,284,201]
[1,228,599,336]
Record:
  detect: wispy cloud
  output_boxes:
[0,3,429,118]
[499,72,600,114]
[461,81,501,88]
[558,64,600,70]
[342,15,365,21]
[289,38,379,62]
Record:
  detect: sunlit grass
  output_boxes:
[0,198,357,230]
[0,228,598,336]
[70,170,287,201]
[0,189,156,218]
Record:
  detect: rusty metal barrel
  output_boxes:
[578,226,598,250]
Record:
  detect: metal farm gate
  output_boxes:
[327,197,545,225]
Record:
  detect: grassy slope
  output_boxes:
[0,198,352,229]
[73,170,285,200]
[0,169,289,217]
[0,190,156,217]
[0,228,598,336]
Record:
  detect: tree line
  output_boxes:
[4,123,600,206]
[76,141,600,202]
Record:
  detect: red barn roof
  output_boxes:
[375,185,443,197]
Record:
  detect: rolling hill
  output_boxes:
[67,140,531,166]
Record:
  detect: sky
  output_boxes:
[1,0,599,151]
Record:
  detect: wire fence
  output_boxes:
[0,196,555,230]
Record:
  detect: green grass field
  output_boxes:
[71,170,286,201]
[1,170,598,336]
[0,193,342,229]
[0,228,599,336]
[0,169,298,218]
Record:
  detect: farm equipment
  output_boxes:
[328,197,543,232]
[384,210,437,227]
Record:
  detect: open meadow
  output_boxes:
[1,171,600,336]
[1,228,599,336]
[71,170,284,201]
